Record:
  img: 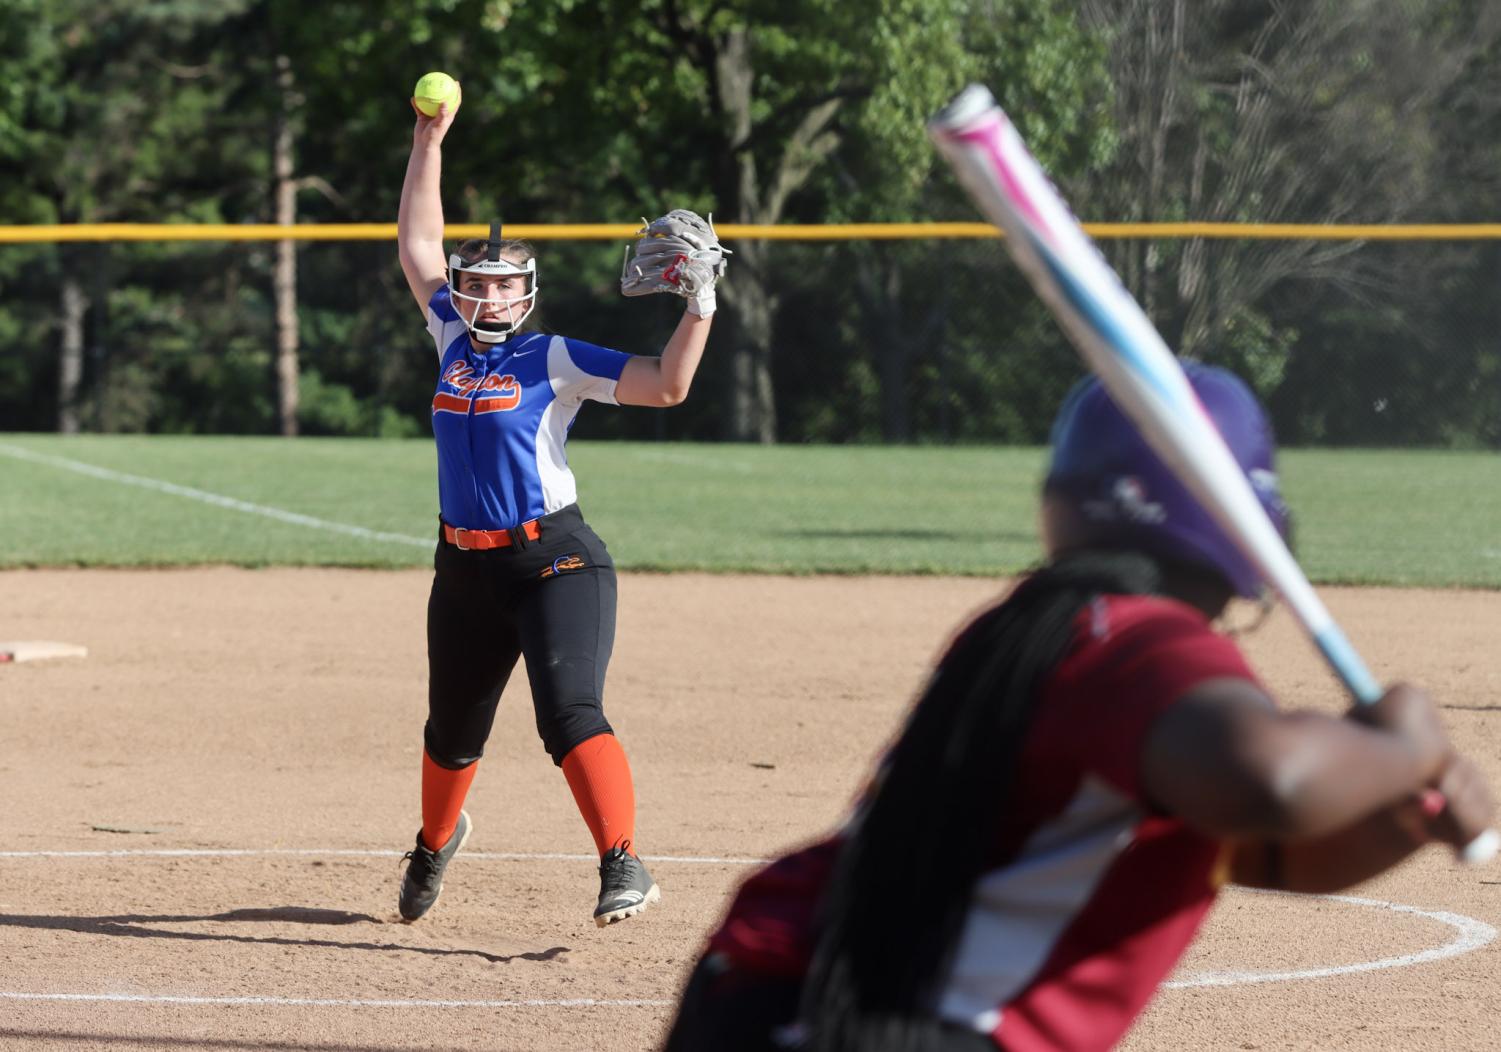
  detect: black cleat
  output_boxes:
[398,810,471,922]
[593,841,661,927]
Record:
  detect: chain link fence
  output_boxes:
[2,227,1497,448]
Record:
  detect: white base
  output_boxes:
[0,640,88,664]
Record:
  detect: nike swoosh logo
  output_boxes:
[609,891,645,905]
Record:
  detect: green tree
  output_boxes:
[1078,0,1501,417]
[813,0,1115,441]
[511,0,1116,442]
[1,0,267,433]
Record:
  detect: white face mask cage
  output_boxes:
[448,224,538,344]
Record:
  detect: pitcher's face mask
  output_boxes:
[448,223,538,345]
[448,253,537,344]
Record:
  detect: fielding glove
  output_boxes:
[620,209,729,316]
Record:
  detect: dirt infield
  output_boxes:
[2,568,1498,1051]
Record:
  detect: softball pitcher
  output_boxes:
[664,365,1494,1051]
[394,82,725,926]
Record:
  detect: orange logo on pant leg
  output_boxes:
[539,554,587,579]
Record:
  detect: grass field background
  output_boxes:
[2,434,1499,586]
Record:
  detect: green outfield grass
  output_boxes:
[2,434,1498,586]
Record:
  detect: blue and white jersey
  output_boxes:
[426,285,630,530]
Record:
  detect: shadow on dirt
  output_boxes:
[0,1033,425,1051]
[0,909,569,965]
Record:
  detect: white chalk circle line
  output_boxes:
[0,853,1492,1000]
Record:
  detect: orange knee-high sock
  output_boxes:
[561,733,637,857]
[421,750,478,851]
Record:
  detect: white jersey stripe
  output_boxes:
[534,335,601,514]
[427,301,468,360]
[936,776,1140,1032]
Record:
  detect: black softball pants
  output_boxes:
[424,504,617,768]
[663,954,999,1051]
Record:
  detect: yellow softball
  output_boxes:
[413,72,459,117]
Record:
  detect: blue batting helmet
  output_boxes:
[1043,363,1291,598]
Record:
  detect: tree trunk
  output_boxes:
[273,54,300,437]
[88,248,116,430]
[879,337,910,443]
[712,29,773,442]
[707,26,841,442]
[720,241,777,443]
[852,245,909,442]
[58,274,86,434]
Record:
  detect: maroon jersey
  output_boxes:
[707,594,1259,1052]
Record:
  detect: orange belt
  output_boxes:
[443,519,542,551]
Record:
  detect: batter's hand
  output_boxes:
[411,83,461,149]
[1349,682,1450,784]
[1417,755,1496,851]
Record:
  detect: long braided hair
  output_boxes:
[799,550,1165,1051]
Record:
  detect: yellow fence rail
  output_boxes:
[4,222,1501,243]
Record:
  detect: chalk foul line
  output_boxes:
[0,992,670,1009]
[0,443,430,550]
